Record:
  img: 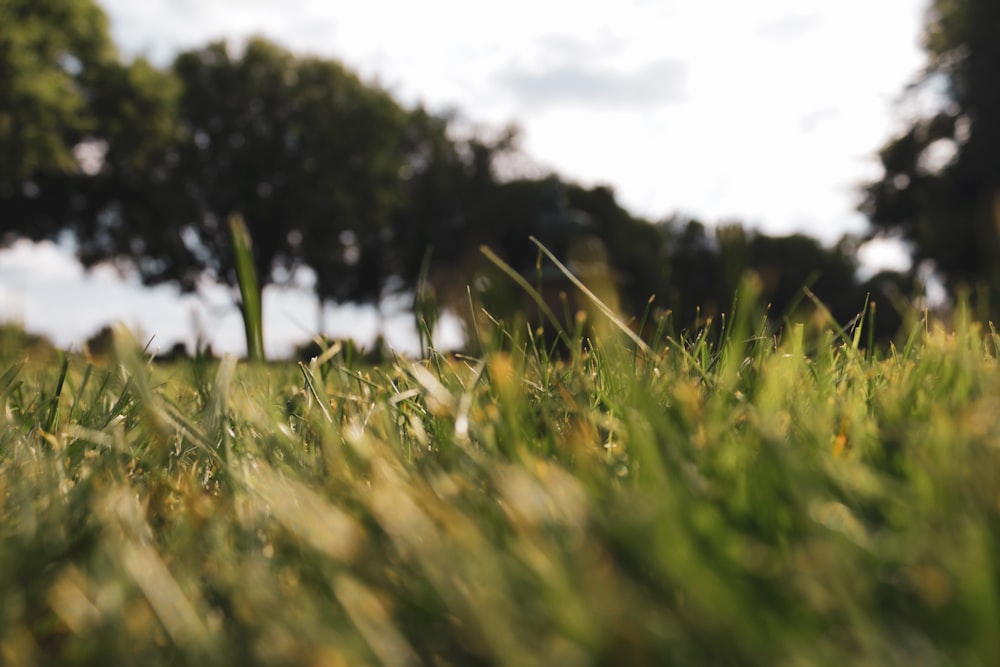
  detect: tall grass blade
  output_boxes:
[528,236,650,355]
[415,246,436,358]
[480,245,574,350]
[229,214,265,363]
[43,352,69,434]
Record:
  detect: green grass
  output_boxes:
[2,297,1000,666]
[229,214,266,363]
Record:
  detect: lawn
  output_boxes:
[2,294,1000,666]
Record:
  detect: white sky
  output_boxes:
[0,0,928,356]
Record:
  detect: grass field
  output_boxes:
[2,288,1000,666]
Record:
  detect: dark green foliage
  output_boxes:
[0,0,115,183]
[0,0,179,254]
[861,0,1000,309]
[0,1,912,353]
[165,38,408,302]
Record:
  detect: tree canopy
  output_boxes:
[168,38,409,303]
[0,0,177,248]
[0,0,115,183]
[0,0,911,352]
[861,0,1000,304]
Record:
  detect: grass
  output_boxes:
[229,214,265,363]
[2,288,1000,666]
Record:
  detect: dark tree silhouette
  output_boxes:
[158,38,408,304]
[0,0,177,248]
[861,0,1000,307]
[0,3,909,353]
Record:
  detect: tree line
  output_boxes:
[2,0,997,352]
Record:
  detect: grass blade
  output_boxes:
[528,236,650,355]
[479,245,574,350]
[229,214,265,363]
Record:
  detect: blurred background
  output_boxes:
[1,0,997,357]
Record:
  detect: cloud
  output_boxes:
[800,106,840,132]
[498,58,686,110]
[0,240,83,282]
[756,13,823,41]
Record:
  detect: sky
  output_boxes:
[0,0,929,356]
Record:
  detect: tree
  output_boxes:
[392,111,520,279]
[139,38,409,306]
[0,0,176,247]
[861,0,1000,305]
[49,36,413,338]
[388,112,528,340]
[0,0,114,185]
[658,217,724,326]
[649,216,905,342]
[402,171,672,345]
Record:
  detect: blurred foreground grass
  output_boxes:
[2,302,1000,666]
